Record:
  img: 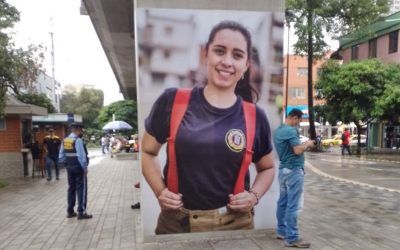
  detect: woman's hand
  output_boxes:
[227,191,257,212]
[158,188,183,211]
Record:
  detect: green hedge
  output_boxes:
[0,180,8,188]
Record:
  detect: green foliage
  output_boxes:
[372,63,400,121]
[316,59,387,125]
[0,1,44,117]
[60,85,104,129]
[0,180,8,188]
[286,0,390,57]
[98,100,137,132]
[17,92,56,113]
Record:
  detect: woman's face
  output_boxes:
[206,29,249,90]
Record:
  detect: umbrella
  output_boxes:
[102,120,133,131]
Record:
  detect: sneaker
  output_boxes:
[131,202,140,209]
[276,234,285,240]
[284,239,311,248]
[47,178,51,181]
[66,212,77,218]
[77,213,93,220]
[56,177,60,180]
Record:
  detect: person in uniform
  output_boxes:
[142,21,275,234]
[43,128,61,181]
[59,123,92,220]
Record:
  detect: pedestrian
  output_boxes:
[43,128,61,181]
[273,108,315,248]
[59,123,92,220]
[341,128,351,155]
[101,135,107,154]
[105,135,110,153]
[142,20,275,234]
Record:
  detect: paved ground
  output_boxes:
[0,148,400,249]
[0,150,141,250]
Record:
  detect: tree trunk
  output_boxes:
[307,4,316,141]
[356,121,362,155]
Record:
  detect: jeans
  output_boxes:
[67,165,87,215]
[46,155,59,179]
[276,168,305,243]
[342,144,351,155]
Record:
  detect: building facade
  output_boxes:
[338,11,400,148]
[35,71,62,112]
[283,54,330,137]
[0,96,47,179]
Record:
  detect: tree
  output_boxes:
[98,100,138,132]
[60,85,104,128]
[286,0,390,140]
[315,59,387,154]
[0,1,44,117]
[372,63,400,122]
[17,92,56,113]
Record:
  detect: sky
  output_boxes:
[7,0,123,105]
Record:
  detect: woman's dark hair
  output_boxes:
[205,20,259,103]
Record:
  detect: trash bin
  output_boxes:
[21,148,30,177]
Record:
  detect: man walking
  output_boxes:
[341,128,351,155]
[273,109,315,248]
[43,128,61,181]
[59,123,92,220]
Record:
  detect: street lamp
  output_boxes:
[285,9,296,118]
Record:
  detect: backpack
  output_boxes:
[341,133,346,141]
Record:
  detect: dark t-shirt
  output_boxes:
[145,87,273,210]
[43,136,61,157]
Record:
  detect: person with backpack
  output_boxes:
[141,21,275,234]
[341,128,351,155]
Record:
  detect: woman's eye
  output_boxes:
[213,48,225,55]
[233,53,244,60]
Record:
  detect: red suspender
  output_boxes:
[167,89,192,194]
[167,89,256,195]
[233,101,256,195]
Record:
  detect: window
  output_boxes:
[163,49,171,59]
[317,68,323,76]
[389,31,398,54]
[164,26,173,36]
[369,38,377,58]
[151,72,166,84]
[296,67,308,77]
[288,88,306,99]
[351,45,359,60]
[0,117,6,130]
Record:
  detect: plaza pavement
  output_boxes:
[0,149,399,249]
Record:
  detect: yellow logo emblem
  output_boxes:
[225,129,246,152]
[63,138,74,150]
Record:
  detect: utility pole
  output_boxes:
[49,17,60,112]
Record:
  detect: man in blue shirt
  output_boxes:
[59,123,92,220]
[273,109,315,248]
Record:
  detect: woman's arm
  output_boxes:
[142,131,183,210]
[228,151,275,212]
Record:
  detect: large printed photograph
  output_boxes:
[136,8,284,236]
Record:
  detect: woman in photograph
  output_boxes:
[142,20,275,234]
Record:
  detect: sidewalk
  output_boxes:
[321,145,400,163]
[1,150,399,249]
[0,152,141,250]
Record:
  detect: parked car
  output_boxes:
[322,134,342,147]
[349,134,367,146]
[299,135,309,144]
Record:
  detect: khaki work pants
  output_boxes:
[155,207,254,234]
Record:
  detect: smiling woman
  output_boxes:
[141,20,276,234]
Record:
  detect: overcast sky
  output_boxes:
[7,0,124,105]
